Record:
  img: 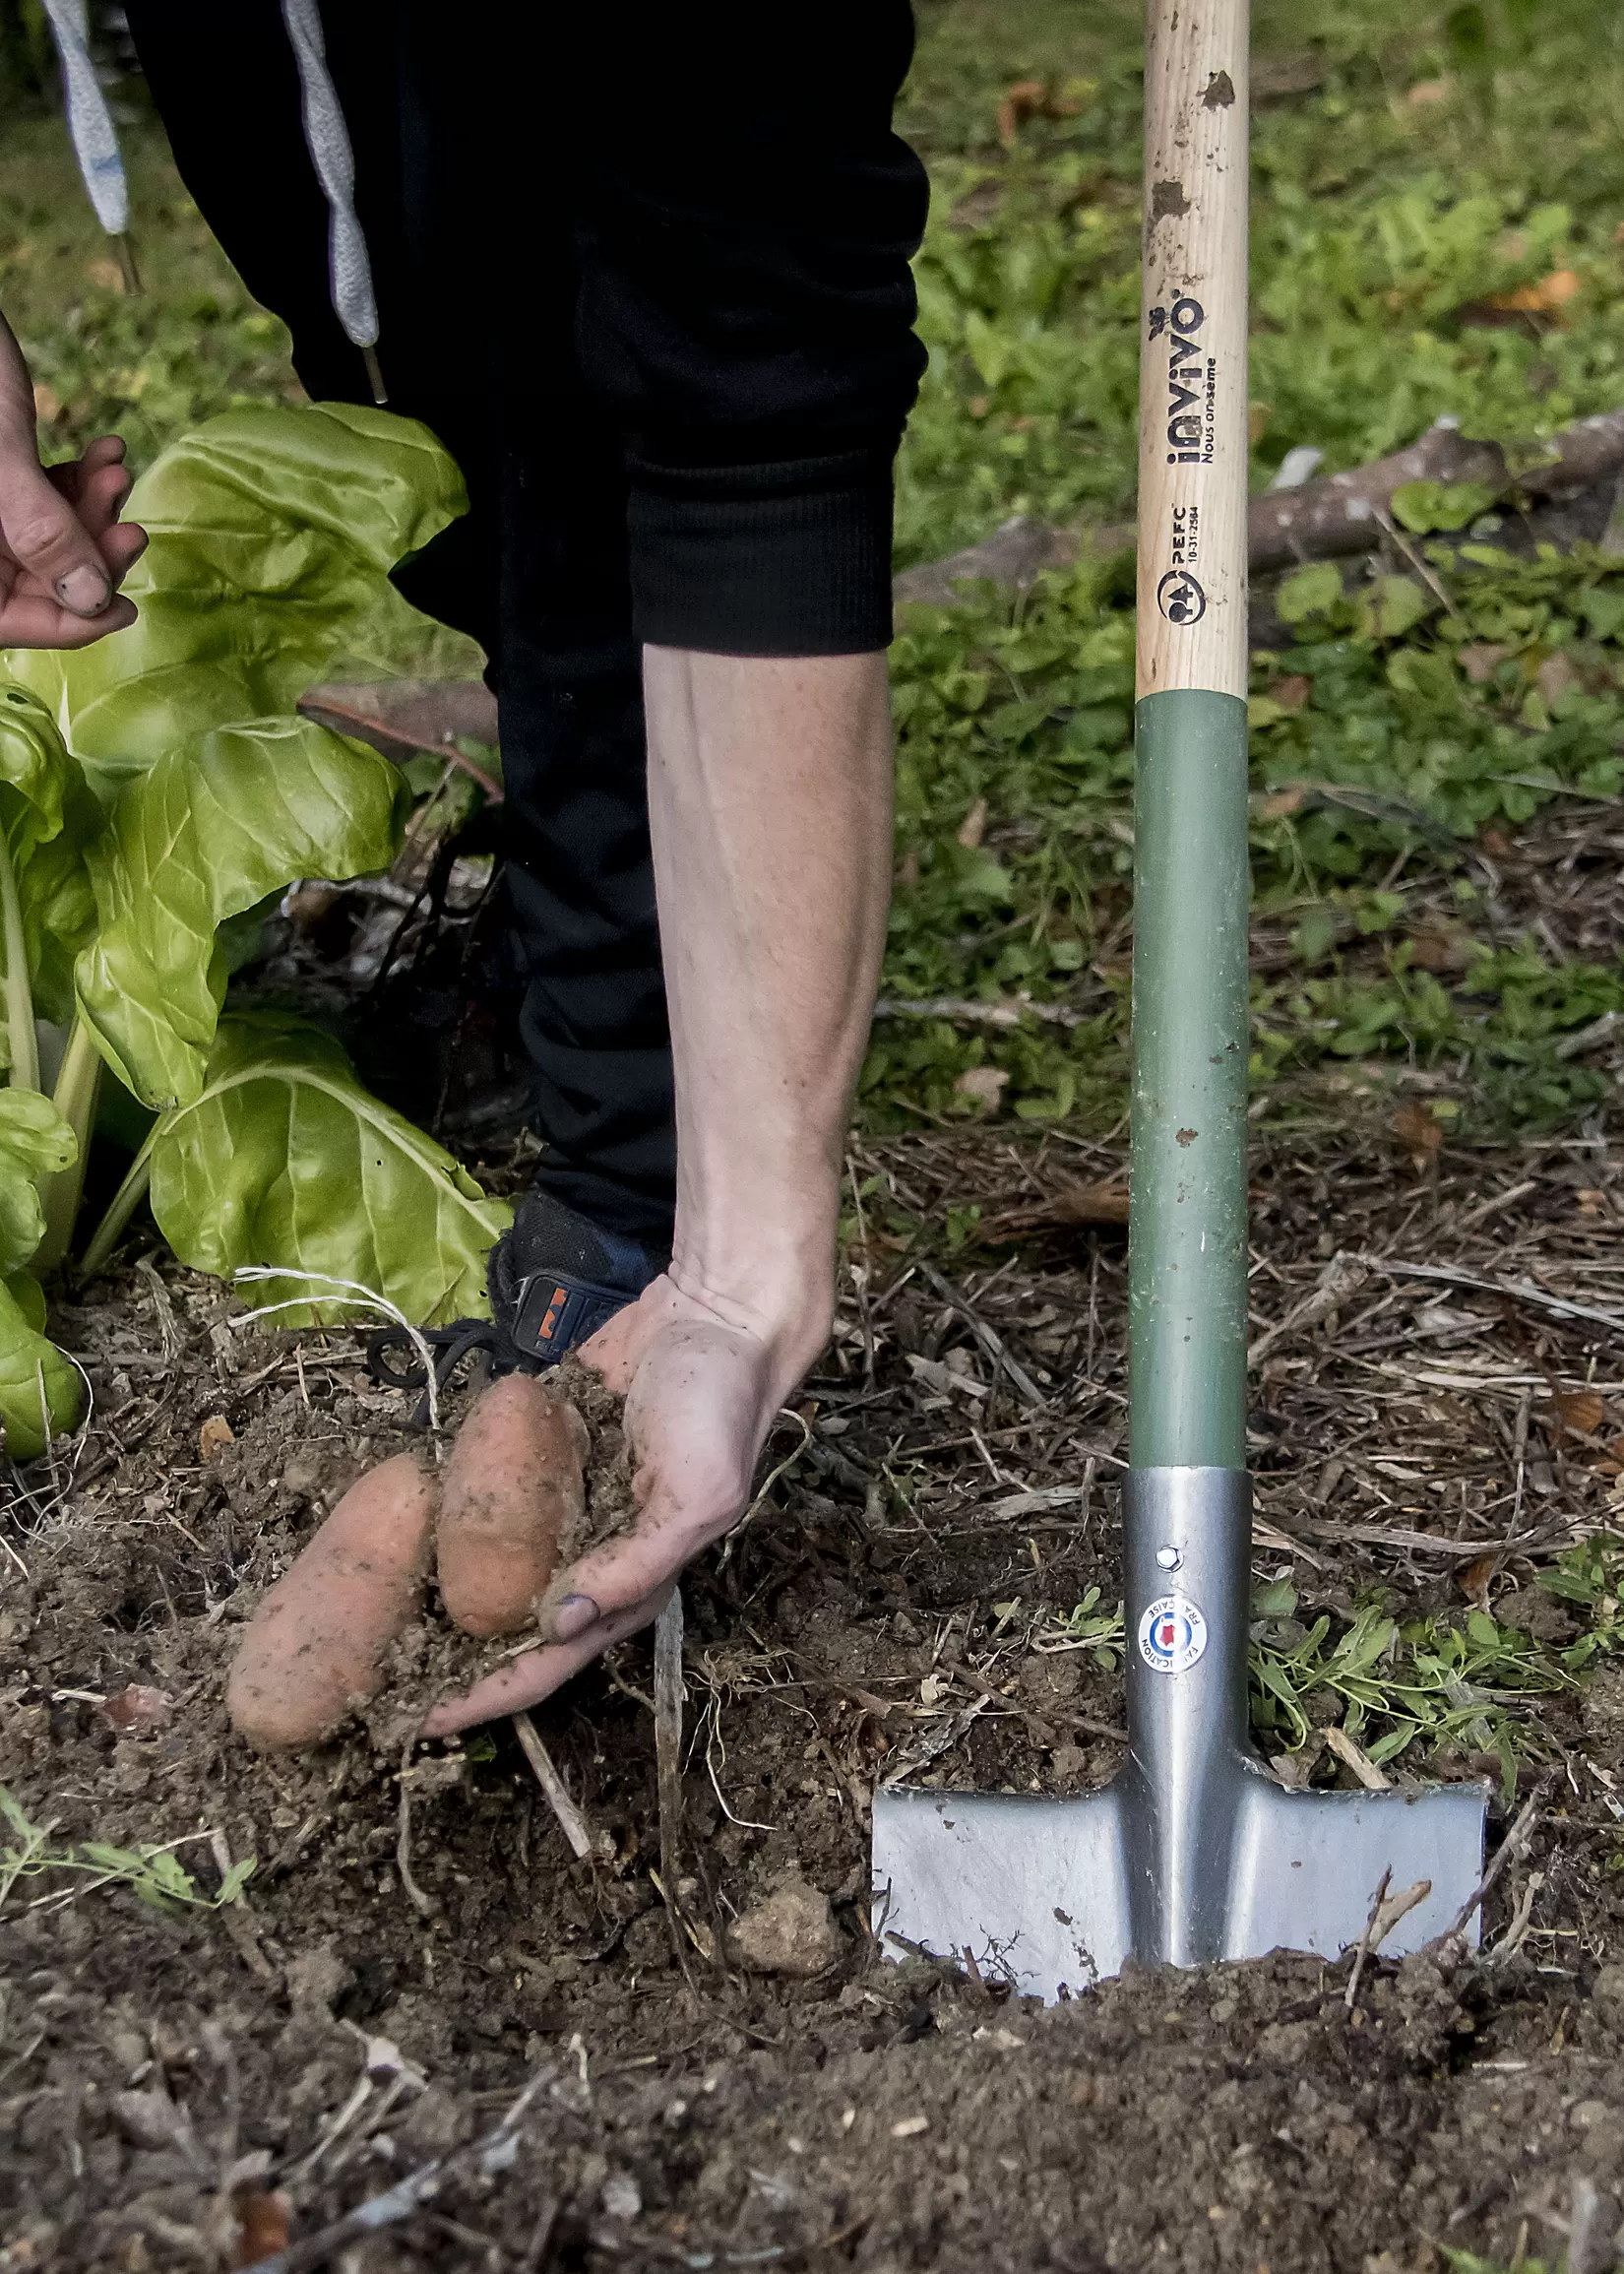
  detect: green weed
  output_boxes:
[1249,1537,1624,1793]
[0,1783,255,1915]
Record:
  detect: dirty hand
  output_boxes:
[0,315,145,647]
[420,1288,790,1735]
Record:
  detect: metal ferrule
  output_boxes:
[1121,1464,1252,1964]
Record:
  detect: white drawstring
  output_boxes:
[280,0,387,401]
[45,0,386,400]
[40,0,134,275]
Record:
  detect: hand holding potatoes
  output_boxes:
[226,1375,590,1752]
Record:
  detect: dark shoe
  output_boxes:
[367,1189,667,1423]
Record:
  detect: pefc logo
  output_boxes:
[1156,568,1206,625]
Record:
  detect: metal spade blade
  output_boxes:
[872,1471,1488,1999]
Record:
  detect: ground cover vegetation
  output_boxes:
[4,2,1624,2267]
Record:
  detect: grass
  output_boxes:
[3,2,1624,1140]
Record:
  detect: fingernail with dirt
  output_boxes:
[552,1593,599,1641]
[56,563,110,615]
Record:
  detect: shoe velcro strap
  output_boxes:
[510,1269,629,1359]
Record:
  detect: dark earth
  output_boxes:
[7,1091,1624,2273]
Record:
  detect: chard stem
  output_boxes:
[80,1115,165,1280]
[33,1019,102,1274]
[0,827,38,1092]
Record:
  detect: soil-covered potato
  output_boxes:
[434,1374,590,1637]
[225,1451,437,1750]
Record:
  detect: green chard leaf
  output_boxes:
[0,1089,77,1272]
[0,1090,82,1456]
[9,401,468,786]
[0,1270,80,1460]
[76,716,409,1110]
[143,1013,510,1328]
[0,686,96,1069]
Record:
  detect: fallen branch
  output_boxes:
[1251,409,1624,574]
[892,406,1624,604]
[872,993,1092,1031]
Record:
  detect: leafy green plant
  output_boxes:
[0,1783,254,1915]
[1248,1539,1624,1788]
[1035,1585,1125,1671]
[0,400,511,1455]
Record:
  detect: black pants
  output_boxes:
[124,2,928,1243]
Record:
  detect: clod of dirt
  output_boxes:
[226,1450,437,1750]
[109,2088,199,2158]
[727,1877,843,1977]
[1584,1662,1624,1737]
[435,1374,589,1636]
[284,1943,353,2017]
[548,1354,642,1563]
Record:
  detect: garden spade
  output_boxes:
[870,0,1488,1999]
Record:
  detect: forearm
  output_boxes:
[644,646,893,1383]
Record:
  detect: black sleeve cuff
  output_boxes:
[626,445,897,657]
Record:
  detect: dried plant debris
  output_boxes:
[4,1127,1624,2265]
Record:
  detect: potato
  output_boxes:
[435,1374,590,1637]
[226,1452,436,1751]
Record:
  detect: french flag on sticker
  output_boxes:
[1138,1595,1208,1675]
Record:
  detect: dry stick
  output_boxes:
[872,994,1091,1031]
[915,1262,1045,1410]
[940,1656,1128,1746]
[395,1741,439,1920]
[654,1589,686,1898]
[1343,1866,1391,2014]
[650,1589,716,1983]
[1435,1772,1557,1951]
[245,2063,555,2274]
[1366,1257,1624,1337]
[1343,1872,1433,2011]
[1454,1179,1538,1232]
[510,1711,598,1863]
[207,1829,275,1982]
[1247,1249,1370,1371]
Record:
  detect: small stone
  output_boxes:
[1572,2099,1613,2131]
[110,2088,197,2157]
[1593,1963,1624,2019]
[601,2172,642,2220]
[954,1066,1009,1109]
[727,1878,843,1978]
[395,2086,474,2159]
[198,1414,235,1462]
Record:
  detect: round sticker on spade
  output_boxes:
[1138,1595,1208,1674]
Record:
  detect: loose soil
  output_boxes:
[7,1105,1624,2273]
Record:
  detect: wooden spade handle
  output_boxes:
[1135,0,1251,703]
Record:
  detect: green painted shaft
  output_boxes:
[1128,688,1251,1469]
